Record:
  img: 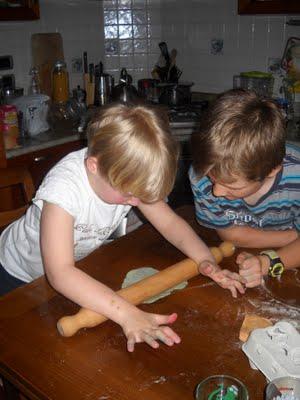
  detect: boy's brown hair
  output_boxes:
[87,103,179,203]
[191,89,286,182]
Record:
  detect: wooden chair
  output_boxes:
[0,131,7,168]
[0,166,35,229]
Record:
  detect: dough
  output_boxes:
[121,267,188,304]
[239,314,272,342]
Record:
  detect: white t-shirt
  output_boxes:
[0,148,131,282]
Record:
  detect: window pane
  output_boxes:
[103,0,117,10]
[132,0,146,8]
[104,25,118,39]
[104,10,118,25]
[105,39,119,55]
[132,9,147,25]
[118,10,132,24]
[118,0,132,9]
[119,39,133,54]
[133,25,147,38]
[119,25,133,39]
[134,39,147,53]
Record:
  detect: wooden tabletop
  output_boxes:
[0,205,299,400]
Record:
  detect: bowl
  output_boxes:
[195,375,249,399]
[265,376,300,400]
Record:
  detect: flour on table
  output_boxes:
[121,267,188,304]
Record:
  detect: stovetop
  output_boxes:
[168,101,208,130]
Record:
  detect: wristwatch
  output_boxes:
[260,250,285,278]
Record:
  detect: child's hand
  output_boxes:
[236,251,269,288]
[199,260,246,298]
[121,310,181,352]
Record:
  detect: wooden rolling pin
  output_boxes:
[57,241,235,337]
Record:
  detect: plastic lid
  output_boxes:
[240,71,273,79]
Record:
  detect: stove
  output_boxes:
[167,101,208,141]
[166,101,208,207]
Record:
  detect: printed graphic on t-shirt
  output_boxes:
[225,210,264,228]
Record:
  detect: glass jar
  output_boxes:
[52,60,69,103]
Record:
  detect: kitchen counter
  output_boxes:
[6,120,83,159]
[5,116,300,161]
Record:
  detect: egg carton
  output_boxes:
[242,321,300,382]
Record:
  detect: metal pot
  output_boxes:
[94,62,114,106]
[137,78,160,103]
[158,82,194,107]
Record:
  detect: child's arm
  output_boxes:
[217,225,298,248]
[138,201,246,297]
[237,236,300,287]
[40,202,180,352]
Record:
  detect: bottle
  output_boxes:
[28,67,41,95]
[52,60,69,103]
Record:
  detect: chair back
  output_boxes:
[0,167,35,229]
[0,132,7,168]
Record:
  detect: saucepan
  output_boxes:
[158,81,194,107]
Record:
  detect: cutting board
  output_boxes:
[31,33,65,98]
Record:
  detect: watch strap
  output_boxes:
[260,250,284,278]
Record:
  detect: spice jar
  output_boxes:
[0,104,19,149]
[52,60,69,103]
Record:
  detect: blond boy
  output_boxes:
[0,104,244,352]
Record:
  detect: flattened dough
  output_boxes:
[121,267,188,304]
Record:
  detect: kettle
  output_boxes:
[112,68,139,104]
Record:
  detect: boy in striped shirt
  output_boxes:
[189,89,300,288]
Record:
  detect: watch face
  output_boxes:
[269,262,284,277]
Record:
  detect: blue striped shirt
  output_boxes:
[189,144,300,232]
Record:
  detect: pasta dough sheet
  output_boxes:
[121,267,188,304]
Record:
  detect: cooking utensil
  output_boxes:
[158,81,194,106]
[111,68,139,104]
[83,51,88,74]
[85,62,95,106]
[94,61,114,106]
[153,42,171,82]
[137,78,159,102]
[56,241,235,337]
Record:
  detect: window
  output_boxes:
[103,0,161,84]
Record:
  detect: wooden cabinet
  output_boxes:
[238,0,300,14]
[7,140,85,189]
[0,0,39,21]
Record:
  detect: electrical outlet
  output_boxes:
[210,38,223,56]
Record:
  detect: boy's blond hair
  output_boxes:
[87,103,179,203]
[192,89,286,182]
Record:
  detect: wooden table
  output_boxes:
[0,205,299,400]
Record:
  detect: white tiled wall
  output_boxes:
[159,0,300,93]
[0,0,104,92]
[0,0,299,94]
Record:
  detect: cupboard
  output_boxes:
[238,0,300,14]
[0,0,39,21]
